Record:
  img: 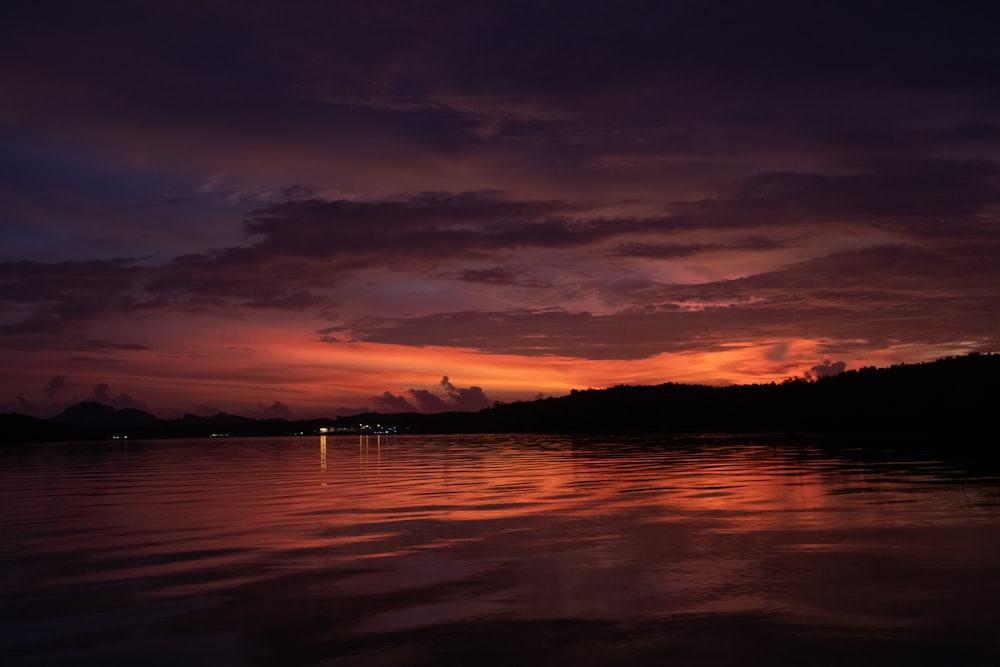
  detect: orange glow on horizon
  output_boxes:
[9,315,972,419]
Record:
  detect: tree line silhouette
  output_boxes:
[2,353,996,444]
[357,353,998,436]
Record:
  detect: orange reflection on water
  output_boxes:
[312,436,976,540]
[8,434,1000,642]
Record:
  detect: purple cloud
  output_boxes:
[407,388,451,413]
[371,377,495,414]
[806,360,848,381]
[92,383,150,412]
[44,374,68,399]
[440,376,493,411]
[3,0,1000,414]
[372,391,415,412]
[249,400,294,420]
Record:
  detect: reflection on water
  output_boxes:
[2,434,1000,665]
[358,434,388,477]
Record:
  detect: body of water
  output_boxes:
[3,433,1000,665]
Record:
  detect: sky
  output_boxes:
[3,0,1000,419]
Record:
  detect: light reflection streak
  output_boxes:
[320,435,327,484]
[358,434,388,477]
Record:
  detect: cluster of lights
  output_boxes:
[318,424,399,435]
[358,423,398,434]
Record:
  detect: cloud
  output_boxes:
[807,360,848,380]
[452,267,519,285]
[44,374,68,398]
[244,291,334,310]
[0,192,594,337]
[372,391,415,412]
[239,191,591,263]
[766,343,790,362]
[440,375,493,411]
[677,159,1000,233]
[0,259,145,335]
[5,183,999,374]
[407,388,451,413]
[340,238,1000,361]
[442,265,551,290]
[249,400,294,420]
[4,1,1000,413]
[614,237,787,259]
[191,403,224,417]
[92,383,150,412]
[6,1,1000,213]
[371,377,494,413]
[63,356,124,365]
[346,308,743,360]
[4,167,999,350]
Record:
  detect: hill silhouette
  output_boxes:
[2,353,997,444]
[337,353,998,436]
[53,401,158,428]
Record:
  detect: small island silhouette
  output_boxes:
[2,353,997,445]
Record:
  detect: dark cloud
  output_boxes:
[0,337,151,354]
[191,403,224,417]
[15,2,999,107]
[341,239,1000,361]
[280,184,319,200]
[372,391,415,412]
[3,1,1000,410]
[613,242,716,259]
[614,237,787,259]
[4,175,999,369]
[452,267,519,285]
[440,375,493,411]
[0,191,637,337]
[0,192,598,337]
[92,383,111,403]
[244,292,335,311]
[44,375,68,398]
[0,260,141,334]
[373,377,493,414]
[0,255,336,337]
[407,388,451,413]
[679,159,1000,233]
[0,259,140,303]
[324,404,372,418]
[807,360,847,381]
[444,265,550,289]
[92,383,150,412]
[922,121,1000,147]
[346,308,726,360]
[0,259,165,336]
[240,192,588,262]
[766,343,790,363]
[249,400,294,420]
[5,0,1000,195]
[63,357,122,365]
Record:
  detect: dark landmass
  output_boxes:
[343,353,1000,441]
[2,353,997,445]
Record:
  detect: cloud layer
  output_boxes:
[2,1,999,416]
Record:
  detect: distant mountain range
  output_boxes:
[2,353,997,444]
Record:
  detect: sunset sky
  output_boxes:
[3,1,1000,418]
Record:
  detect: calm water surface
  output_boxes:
[3,433,1000,665]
